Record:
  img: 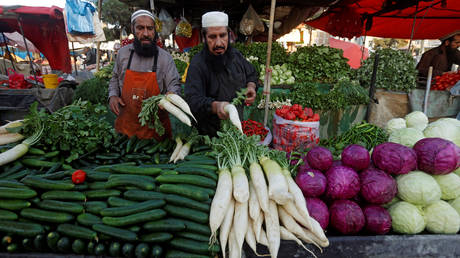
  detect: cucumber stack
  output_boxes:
[0,140,219,258]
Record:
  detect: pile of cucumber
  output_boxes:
[0,140,220,258]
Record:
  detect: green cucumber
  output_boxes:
[128,225,141,233]
[177,162,217,170]
[105,176,155,191]
[0,180,28,188]
[110,165,162,175]
[174,219,211,236]
[41,190,86,201]
[170,238,220,255]
[88,181,107,190]
[20,208,74,223]
[28,147,45,155]
[0,209,18,220]
[176,232,209,242]
[107,196,138,207]
[135,243,150,258]
[165,194,209,212]
[86,171,111,181]
[140,232,173,243]
[165,250,209,258]
[175,166,217,181]
[161,170,179,175]
[72,239,86,254]
[109,173,156,184]
[122,243,135,257]
[33,234,46,250]
[21,175,74,190]
[109,241,121,257]
[93,162,136,172]
[178,184,215,196]
[164,205,208,224]
[92,224,137,241]
[102,209,166,227]
[73,182,89,191]
[143,218,186,232]
[57,236,71,252]
[159,184,208,202]
[46,231,60,251]
[39,170,72,180]
[0,186,37,199]
[77,213,102,226]
[156,174,215,188]
[21,159,59,168]
[57,223,97,240]
[141,163,175,170]
[85,189,121,199]
[44,150,60,158]
[0,199,30,210]
[151,245,163,258]
[94,243,106,255]
[123,190,164,201]
[0,163,24,179]
[101,199,165,217]
[45,163,63,175]
[37,200,84,214]
[84,201,107,214]
[3,169,30,181]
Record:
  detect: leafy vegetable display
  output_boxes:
[94,62,114,81]
[72,77,109,105]
[23,100,116,163]
[174,59,188,78]
[356,48,417,92]
[288,46,351,84]
[259,64,295,85]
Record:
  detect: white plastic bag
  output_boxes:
[159,9,175,38]
[239,5,265,36]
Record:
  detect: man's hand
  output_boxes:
[245,83,256,105]
[212,101,230,120]
[109,96,125,116]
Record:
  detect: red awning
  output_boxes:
[329,38,369,69]
[307,0,460,40]
[0,5,71,73]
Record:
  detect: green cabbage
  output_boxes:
[449,197,460,216]
[388,201,425,234]
[385,118,406,134]
[433,173,460,200]
[382,196,401,209]
[455,167,460,177]
[388,127,424,148]
[423,200,460,234]
[405,111,428,131]
[423,120,460,147]
[397,171,441,205]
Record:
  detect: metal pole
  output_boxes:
[407,0,419,52]
[16,16,39,86]
[263,0,277,126]
[2,33,17,71]
[365,53,380,121]
[71,42,78,76]
[95,0,103,72]
[423,66,433,114]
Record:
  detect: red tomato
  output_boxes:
[312,113,320,121]
[292,104,302,111]
[285,113,296,120]
[72,170,86,184]
[304,108,313,117]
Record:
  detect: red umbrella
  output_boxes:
[307,0,460,40]
[329,37,369,69]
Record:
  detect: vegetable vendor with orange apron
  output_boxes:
[108,10,181,140]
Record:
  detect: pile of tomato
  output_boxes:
[242,120,269,140]
[275,104,320,122]
[432,71,460,91]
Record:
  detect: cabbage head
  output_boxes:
[388,201,425,234]
[449,197,460,216]
[388,127,424,148]
[455,167,460,177]
[397,171,441,205]
[423,200,460,234]
[424,120,460,147]
[405,111,428,131]
[386,118,406,134]
[382,196,401,209]
[433,173,460,200]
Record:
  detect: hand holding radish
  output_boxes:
[245,83,257,106]
[212,101,230,120]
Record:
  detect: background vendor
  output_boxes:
[108,9,181,140]
[184,11,257,136]
[416,31,460,79]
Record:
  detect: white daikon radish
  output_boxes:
[169,136,183,162]
[249,161,269,212]
[233,200,248,254]
[265,200,280,258]
[219,198,235,258]
[166,93,197,122]
[280,226,317,258]
[249,181,260,220]
[224,104,242,133]
[159,98,191,126]
[209,168,233,244]
[259,156,292,205]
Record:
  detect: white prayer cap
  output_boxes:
[202,11,228,28]
[131,9,155,24]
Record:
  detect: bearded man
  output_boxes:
[108,10,181,140]
[184,11,258,136]
[417,31,460,78]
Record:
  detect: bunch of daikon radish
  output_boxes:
[139,94,196,136]
[208,126,328,258]
[169,130,200,163]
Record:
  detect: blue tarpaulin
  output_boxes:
[65,0,96,35]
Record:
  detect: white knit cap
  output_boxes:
[131,9,155,24]
[202,11,228,27]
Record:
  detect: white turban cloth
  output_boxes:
[202,11,228,28]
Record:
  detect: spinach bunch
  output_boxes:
[356,48,417,92]
[73,77,109,105]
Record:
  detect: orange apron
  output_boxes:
[115,50,171,140]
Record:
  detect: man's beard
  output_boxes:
[446,45,457,62]
[133,37,158,57]
[204,42,232,73]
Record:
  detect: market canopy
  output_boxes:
[307,0,460,40]
[0,5,71,73]
[0,31,40,53]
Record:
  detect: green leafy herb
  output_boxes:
[94,62,114,81]
[138,95,165,136]
[174,59,188,77]
[73,77,109,105]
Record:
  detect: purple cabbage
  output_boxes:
[325,165,360,200]
[341,144,370,171]
[371,142,417,175]
[413,138,460,175]
[360,168,397,204]
[329,200,365,234]
[295,169,327,198]
[306,198,329,230]
[307,147,333,172]
[363,205,392,235]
